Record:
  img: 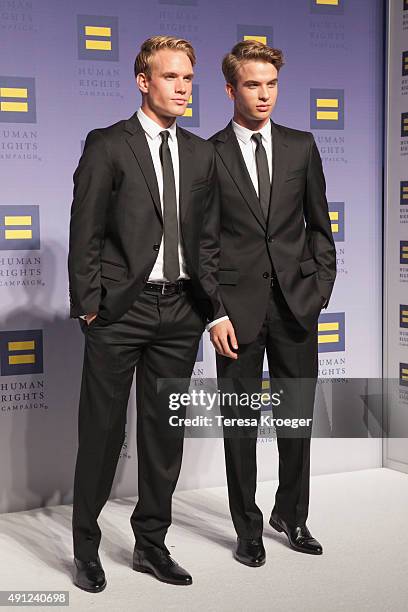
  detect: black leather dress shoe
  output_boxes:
[269,512,323,555]
[73,556,107,593]
[133,546,192,585]
[234,537,266,567]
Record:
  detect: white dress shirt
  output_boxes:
[137,107,189,281]
[206,120,273,332]
[232,118,273,190]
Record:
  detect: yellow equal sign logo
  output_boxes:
[0,86,28,113]
[244,35,267,44]
[318,321,339,344]
[85,25,112,50]
[329,210,339,234]
[402,182,408,203]
[316,97,339,121]
[183,94,193,117]
[401,306,408,327]
[4,215,32,240]
[237,25,273,46]
[403,52,408,75]
[401,241,408,263]
[316,0,339,5]
[261,376,270,402]
[8,340,36,365]
[402,113,408,136]
[318,313,345,352]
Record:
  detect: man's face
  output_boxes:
[137,49,193,120]
[227,60,278,124]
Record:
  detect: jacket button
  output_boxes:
[153,244,160,251]
[263,272,270,279]
[268,235,274,242]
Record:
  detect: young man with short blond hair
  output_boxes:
[69,35,224,591]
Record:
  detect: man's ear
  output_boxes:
[225,82,235,102]
[136,72,149,94]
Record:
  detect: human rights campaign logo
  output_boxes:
[401,181,408,206]
[310,89,344,130]
[0,330,43,376]
[401,241,408,264]
[328,202,344,242]
[0,77,36,123]
[318,313,345,352]
[178,84,199,128]
[236,25,274,46]
[310,0,344,14]
[0,206,40,250]
[400,363,408,387]
[261,372,272,411]
[401,113,408,138]
[403,52,408,77]
[77,15,119,61]
[400,305,408,329]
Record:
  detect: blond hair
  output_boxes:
[222,40,284,86]
[134,35,196,78]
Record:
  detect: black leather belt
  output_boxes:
[144,279,191,295]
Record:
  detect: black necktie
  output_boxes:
[159,130,180,282]
[251,132,271,221]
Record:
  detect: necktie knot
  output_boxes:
[252,132,263,147]
[160,130,170,144]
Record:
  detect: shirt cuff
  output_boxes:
[206,316,229,332]
[79,315,88,320]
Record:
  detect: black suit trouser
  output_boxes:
[72,286,205,561]
[216,281,318,538]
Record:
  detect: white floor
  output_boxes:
[0,468,407,611]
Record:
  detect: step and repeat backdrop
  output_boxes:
[0,0,383,513]
[384,0,408,473]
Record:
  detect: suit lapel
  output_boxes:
[214,122,266,230]
[124,113,162,221]
[268,120,289,231]
[176,126,194,223]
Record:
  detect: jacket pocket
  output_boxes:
[285,168,305,182]
[100,260,127,282]
[299,258,318,277]
[191,178,208,191]
[218,269,238,285]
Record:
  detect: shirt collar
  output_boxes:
[232,118,272,146]
[137,107,177,141]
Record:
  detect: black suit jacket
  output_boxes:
[68,112,225,324]
[209,120,336,344]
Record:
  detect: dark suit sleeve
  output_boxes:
[68,129,113,318]
[304,133,337,308]
[198,149,227,322]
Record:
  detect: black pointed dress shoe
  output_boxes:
[73,556,107,593]
[234,537,266,567]
[269,512,323,555]
[132,546,192,585]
